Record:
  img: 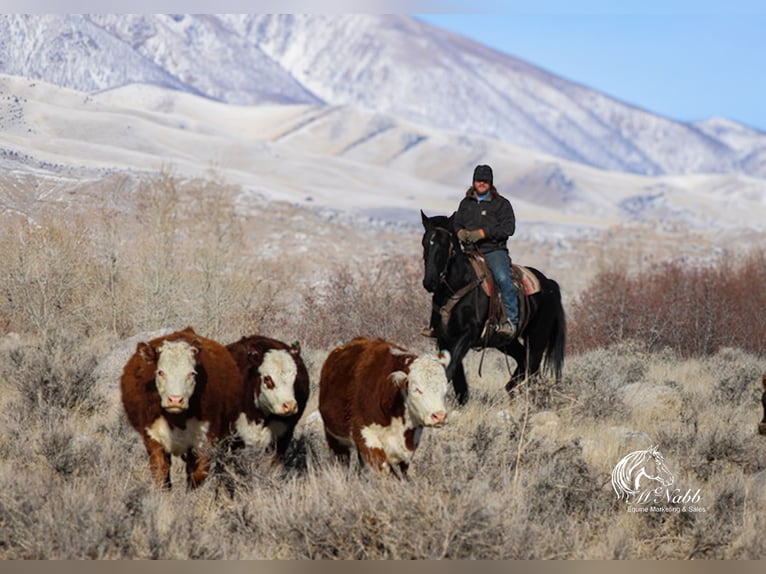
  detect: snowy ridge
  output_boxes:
[1,75,765,235]
[0,14,764,178]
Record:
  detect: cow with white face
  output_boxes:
[226,335,310,462]
[319,337,450,477]
[393,352,450,428]
[154,340,199,413]
[120,327,244,489]
[256,348,299,416]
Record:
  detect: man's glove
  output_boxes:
[457,228,485,243]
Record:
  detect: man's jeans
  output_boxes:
[485,250,519,327]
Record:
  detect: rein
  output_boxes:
[430,226,456,287]
[435,274,486,331]
[428,226,512,378]
[428,227,485,331]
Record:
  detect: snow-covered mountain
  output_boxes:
[2,74,765,235]
[1,14,764,178]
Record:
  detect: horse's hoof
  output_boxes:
[758,422,766,436]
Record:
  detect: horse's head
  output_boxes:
[611,445,675,500]
[420,210,456,293]
[643,445,674,488]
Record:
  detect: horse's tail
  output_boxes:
[544,279,566,383]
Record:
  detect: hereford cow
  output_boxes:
[225,335,309,461]
[318,337,450,477]
[120,327,244,489]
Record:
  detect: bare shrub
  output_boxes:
[705,347,763,407]
[0,213,106,341]
[563,343,647,421]
[0,331,101,415]
[569,250,766,357]
[128,170,186,331]
[296,254,428,349]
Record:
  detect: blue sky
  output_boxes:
[416,3,766,132]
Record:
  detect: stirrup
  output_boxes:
[495,322,516,338]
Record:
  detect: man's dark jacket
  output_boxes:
[453,189,516,254]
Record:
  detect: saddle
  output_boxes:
[466,251,540,341]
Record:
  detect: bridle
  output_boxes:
[425,226,456,289]
[424,222,507,376]
[426,226,485,326]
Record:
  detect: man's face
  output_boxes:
[474,180,491,192]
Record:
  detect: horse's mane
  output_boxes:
[429,213,454,231]
[612,449,651,498]
[611,446,672,500]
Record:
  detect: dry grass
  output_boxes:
[1,173,766,559]
[3,338,766,559]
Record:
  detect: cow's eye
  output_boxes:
[414,388,423,395]
[157,370,166,379]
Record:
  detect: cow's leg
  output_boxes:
[358,444,390,474]
[348,425,390,473]
[273,425,295,464]
[325,432,351,465]
[185,449,211,489]
[143,435,171,489]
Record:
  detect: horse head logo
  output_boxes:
[611,445,674,501]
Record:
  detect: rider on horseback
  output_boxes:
[454,164,519,338]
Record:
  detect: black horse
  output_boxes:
[420,210,566,404]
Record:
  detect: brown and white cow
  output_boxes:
[318,337,450,477]
[226,335,309,460]
[120,327,244,489]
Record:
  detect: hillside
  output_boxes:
[2,14,765,177]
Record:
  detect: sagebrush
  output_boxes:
[1,174,765,559]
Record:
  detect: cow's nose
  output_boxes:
[166,395,185,408]
[431,411,447,426]
[282,400,298,415]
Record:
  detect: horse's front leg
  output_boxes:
[442,332,474,405]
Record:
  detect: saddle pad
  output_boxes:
[469,254,541,296]
[515,265,541,295]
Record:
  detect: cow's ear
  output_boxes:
[189,337,203,355]
[137,342,156,363]
[390,371,409,391]
[247,346,263,362]
[289,340,301,356]
[437,349,451,367]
